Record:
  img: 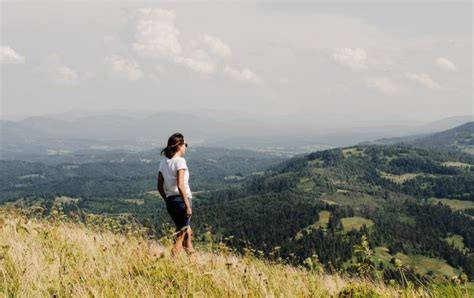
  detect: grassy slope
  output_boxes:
[294,210,331,240]
[428,198,474,211]
[373,247,460,277]
[1,207,468,297]
[341,216,374,232]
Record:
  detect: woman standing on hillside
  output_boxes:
[157,133,194,258]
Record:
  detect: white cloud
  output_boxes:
[131,8,262,80]
[200,34,232,59]
[132,8,216,74]
[104,55,144,81]
[223,66,263,85]
[366,77,401,96]
[175,56,214,74]
[405,72,440,89]
[333,47,367,70]
[435,57,457,72]
[0,46,25,64]
[132,8,182,59]
[35,54,79,87]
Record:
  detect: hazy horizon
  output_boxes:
[1,1,472,126]
[1,107,472,129]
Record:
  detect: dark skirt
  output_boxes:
[165,195,191,231]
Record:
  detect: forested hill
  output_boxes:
[192,144,474,283]
[410,121,473,154]
[368,121,474,154]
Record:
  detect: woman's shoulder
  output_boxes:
[172,156,188,169]
[171,156,186,161]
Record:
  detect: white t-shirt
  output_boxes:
[159,156,192,199]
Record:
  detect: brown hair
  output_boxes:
[160,133,185,159]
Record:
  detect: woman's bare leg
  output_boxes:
[183,228,195,261]
[172,230,186,257]
[183,228,194,252]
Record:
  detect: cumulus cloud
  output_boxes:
[405,72,440,89]
[333,47,367,70]
[200,34,232,59]
[35,54,79,87]
[435,57,457,72]
[366,77,401,96]
[132,8,182,58]
[104,55,144,81]
[223,66,263,85]
[132,8,215,74]
[0,46,25,64]
[175,56,214,74]
[131,7,259,81]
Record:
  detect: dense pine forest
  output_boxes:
[1,122,473,287]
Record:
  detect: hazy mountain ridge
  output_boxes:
[367,121,474,154]
[2,112,472,157]
[410,122,474,151]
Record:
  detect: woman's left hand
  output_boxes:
[185,206,192,218]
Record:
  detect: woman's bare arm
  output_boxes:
[157,172,166,200]
[177,169,192,217]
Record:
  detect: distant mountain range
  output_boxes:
[1,110,472,158]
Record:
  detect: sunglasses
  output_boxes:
[184,143,188,148]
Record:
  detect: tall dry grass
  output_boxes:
[0,206,469,297]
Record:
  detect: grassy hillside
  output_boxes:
[1,206,471,297]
